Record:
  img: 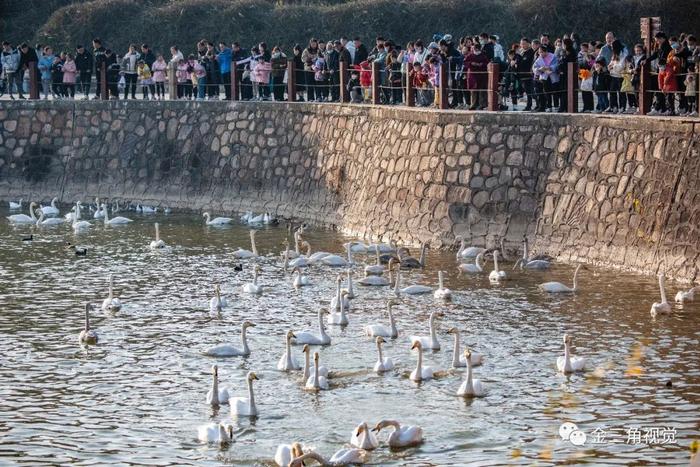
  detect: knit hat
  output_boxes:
[443,34,453,42]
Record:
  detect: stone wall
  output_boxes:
[0,101,698,281]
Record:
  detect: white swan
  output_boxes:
[293,309,331,346]
[365,300,398,338]
[290,449,368,467]
[350,422,379,450]
[7,202,38,224]
[457,349,486,397]
[139,204,157,214]
[373,337,395,373]
[409,340,434,382]
[275,442,304,467]
[103,204,133,225]
[456,236,486,259]
[72,202,92,231]
[247,212,265,224]
[203,212,233,225]
[458,252,485,273]
[488,250,507,282]
[242,264,263,295]
[9,198,22,210]
[209,284,227,312]
[328,291,350,326]
[515,237,551,270]
[330,275,351,311]
[372,420,423,448]
[36,210,65,226]
[344,241,369,253]
[93,198,105,219]
[409,311,443,350]
[675,286,697,303]
[301,344,329,380]
[433,271,452,300]
[650,273,672,316]
[342,268,356,299]
[289,241,312,268]
[240,211,253,223]
[205,365,230,405]
[230,371,259,417]
[78,303,98,345]
[101,274,122,312]
[320,243,352,267]
[149,222,166,249]
[277,331,301,371]
[447,328,484,367]
[233,230,259,259]
[197,422,234,445]
[556,334,587,373]
[357,273,390,286]
[40,197,60,216]
[394,266,432,296]
[539,264,583,293]
[367,241,395,254]
[364,249,385,275]
[305,352,330,391]
[292,267,310,288]
[203,321,255,357]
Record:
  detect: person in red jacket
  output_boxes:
[463,43,489,110]
[659,49,681,114]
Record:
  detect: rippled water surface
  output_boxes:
[1,205,698,466]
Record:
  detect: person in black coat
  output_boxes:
[75,45,93,98]
[352,37,368,66]
[93,38,106,98]
[18,43,39,95]
[558,38,578,112]
[104,49,119,99]
[518,38,536,110]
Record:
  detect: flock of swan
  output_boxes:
[6,198,696,466]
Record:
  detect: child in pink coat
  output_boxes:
[151,54,168,100]
[62,53,77,98]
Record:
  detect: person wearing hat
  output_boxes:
[75,44,93,99]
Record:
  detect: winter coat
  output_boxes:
[75,50,93,73]
[141,50,156,68]
[152,60,167,82]
[176,62,190,83]
[38,54,55,80]
[93,47,106,71]
[217,47,232,74]
[659,54,680,92]
[270,52,287,79]
[137,64,152,82]
[254,58,271,84]
[301,47,319,71]
[62,59,77,83]
[352,44,368,66]
[592,68,610,92]
[533,52,560,83]
[121,52,140,74]
[1,48,20,73]
[463,51,489,90]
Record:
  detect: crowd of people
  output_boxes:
[1,29,698,116]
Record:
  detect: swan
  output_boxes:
[242,265,263,295]
[209,284,227,312]
[281,232,302,260]
[203,321,255,357]
[364,248,386,275]
[650,273,672,316]
[149,222,166,249]
[447,328,484,367]
[350,422,379,450]
[278,331,301,371]
[301,344,329,380]
[488,250,507,282]
[459,251,485,273]
[103,204,132,225]
[230,371,259,417]
[514,237,551,270]
[292,267,310,288]
[365,300,399,338]
[275,442,304,467]
[101,274,121,312]
[371,420,423,448]
[539,264,583,293]
[72,203,92,231]
[328,291,350,326]
[139,204,157,214]
[305,352,330,391]
[65,205,77,222]
[40,197,60,216]
[456,236,486,259]
[433,271,452,300]
[290,449,368,467]
[205,365,230,405]
[398,243,427,269]
[409,340,434,382]
[240,211,253,223]
[373,337,395,373]
[344,241,369,253]
[330,275,351,311]
[233,230,259,259]
[357,272,391,286]
[394,266,432,296]
[289,241,312,268]
[409,311,443,350]
[293,309,331,346]
[457,349,486,397]
[342,268,356,299]
[9,198,22,210]
[35,210,65,226]
[7,202,38,224]
[203,212,233,225]
[197,422,234,445]
[556,334,587,373]
[262,212,278,225]
[78,303,98,345]
[367,241,395,254]
[93,198,105,218]
[675,286,697,303]
[320,243,352,267]
[247,212,265,224]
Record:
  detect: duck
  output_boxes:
[342,268,356,299]
[539,264,583,293]
[514,236,551,270]
[365,299,399,338]
[230,371,259,417]
[197,422,234,445]
[675,286,697,303]
[66,243,88,256]
[103,204,133,225]
[203,212,233,225]
[40,197,60,216]
[7,202,38,224]
[409,311,443,350]
[9,198,22,210]
[277,331,301,371]
[242,264,263,295]
[292,267,310,288]
[275,442,304,467]
[447,328,484,367]
[290,449,368,467]
[305,352,330,391]
[398,242,427,269]
[93,198,105,219]
[293,309,331,346]
[149,222,166,249]
[350,422,379,450]
[320,243,352,267]
[35,210,65,226]
[209,284,227,312]
[203,321,255,357]
[455,236,486,259]
[393,266,432,296]
[328,291,350,326]
[205,365,230,405]
[650,273,672,315]
[21,234,33,242]
[101,274,122,312]
[409,340,434,382]
[330,275,351,311]
[78,303,98,345]
[233,230,259,259]
[556,334,587,373]
[364,248,386,275]
[488,250,507,282]
[371,420,423,448]
[373,337,395,373]
[458,251,485,273]
[433,271,452,300]
[301,344,329,380]
[457,349,486,397]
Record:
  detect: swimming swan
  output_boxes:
[293,309,331,346]
[488,250,507,282]
[458,251,485,273]
[203,321,255,357]
[650,273,672,316]
[205,364,230,405]
[103,204,133,225]
[233,230,259,259]
[290,449,368,467]
[456,236,486,259]
[394,266,432,296]
[101,274,122,312]
[514,237,551,270]
[373,337,395,373]
[556,334,587,373]
[230,371,259,417]
[675,286,697,303]
[330,275,351,311]
[539,264,583,293]
[409,340,434,382]
[209,284,227,312]
[149,222,166,249]
[275,442,304,467]
[409,311,443,350]
[197,422,234,445]
[447,327,484,367]
[321,243,352,267]
[40,197,60,216]
[277,331,301,371]
[433,271,452,300]
[301,344,329,380]
[342,268,356,299]
[371,420,424,448]
[365,299,399,338]
[328,291,350,326]
[457,349,486,397]
[292,267,310,288]
[203,212,233,225]
[36,209,65,226]
[242,265,263,295]
[305,352,330,391]
[364,248,385,275]
[78,303,98,345]
[7,202,38,224]
[350,422,379,450]
[9,198,22,210]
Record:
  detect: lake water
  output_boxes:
[0,205,698,465]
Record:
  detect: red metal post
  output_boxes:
[439,62,449,110]
[230,67,238,101]
[371,60,380,105]
[567,62,579,113]
[287,59,296,102]
[487,62,500,111]
[406,68,415,107]
[28,62,39,99]
[639,61,651,115]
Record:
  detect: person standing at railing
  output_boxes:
[502,48,521,110]
[140,44,156,99]
[253,46,272,101]
[137,60,153,100]
[38,46,54,99]
[439,36,461,108]
[270,46,287,101]
[464,43,488,110]
[217,42,232,100]
[518,38,535,111]
[558,38,577,112]
[302,39,320,102]
[592,57,610,112]
[18,43,38,97]
[532,44,559,112]
[62,54,77,99]
[151,54,167,100]
[352,37,368,67]
[659,47,681,115]
[93,39,106,99]
[1,42,22,99]
[50,55,64,99]
[193,56,207,100]
[75,45,93,99]
[643,32,671,115]
[327,41,341,102]
[232,42,249,101]
[121,45,140,99]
